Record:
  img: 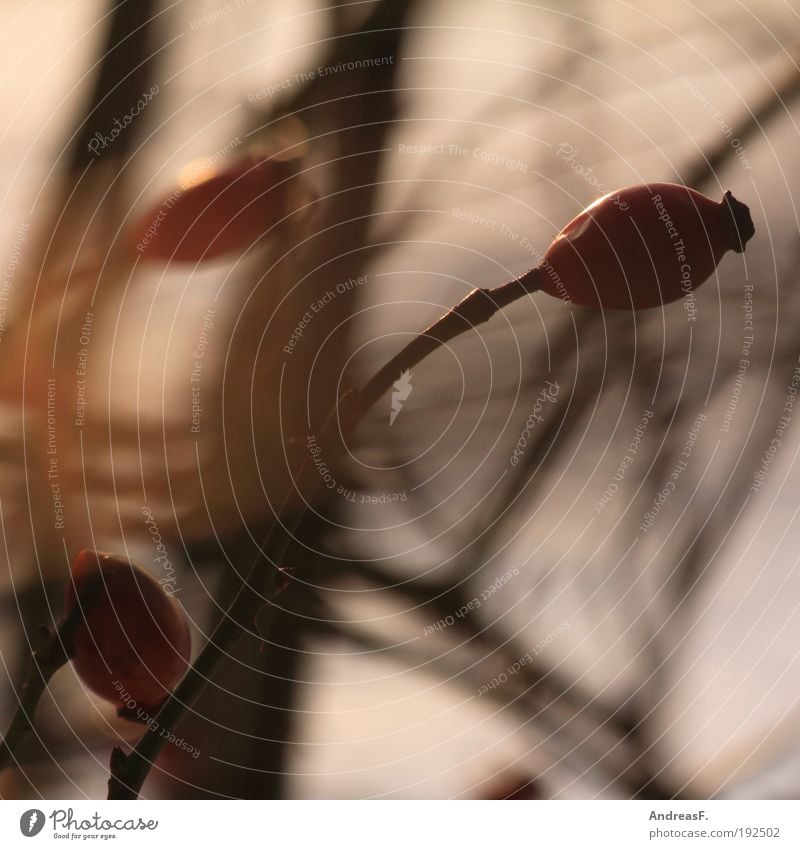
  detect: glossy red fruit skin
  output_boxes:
[540,183,754,310]
[64,550,190,713]
[131,156,292,263]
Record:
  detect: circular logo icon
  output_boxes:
[19,810,45,837]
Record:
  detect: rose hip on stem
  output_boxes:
[64,550,191,714]
[106,180,756,798]
[540,182,754,310]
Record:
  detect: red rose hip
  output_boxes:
[130,153,294,263]
[64,550,190,713]
[539,182,754,310]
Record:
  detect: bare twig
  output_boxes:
[307,611,679,798]
[106,264,545,798]
[0,574,103,773]
[684,44,800,188]
[326,558,678,798]
[68,0,161,171]
[354,270,544,420]
[278,0,421,117]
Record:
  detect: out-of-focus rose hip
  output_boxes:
[539,182,754,310]
[130,154,296,263]
[64,550,190,713]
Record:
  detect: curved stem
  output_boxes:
[107,264,544,799]
[354,267,543,419]
[107,527,288,799]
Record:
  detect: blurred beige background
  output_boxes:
[0,0,799,800]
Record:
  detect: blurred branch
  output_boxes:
[0,574,102,773]
[68,0,161,171]
[228,0,420,799]
[684,44,800,188]
[353,269,544,419]
[308,606,680,798]
[319,557,678,798]
[107,258,549,800]
[107,522,291,799]
[278,0,420,117]
[352,309,682,795]
[455,311,597,562]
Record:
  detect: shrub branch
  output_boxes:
[104,265,544,798]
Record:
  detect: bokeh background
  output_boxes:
[1,0,799,799]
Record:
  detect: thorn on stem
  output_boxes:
[276,566,295,594]
[109,746,128,771]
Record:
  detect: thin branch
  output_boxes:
[68,0,160,171]
[684,43,800,188]
[106,527,287,798]
[330,559,677,798]
[106,264,545,798]
[353,269,543,420]
[308,613,678,798]
[278,0,421,117]
[0,574,103,772]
